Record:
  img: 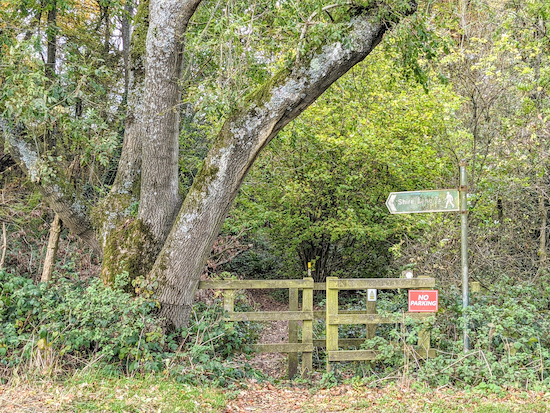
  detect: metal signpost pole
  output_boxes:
[460,161,469,352]
[385,177,469,351]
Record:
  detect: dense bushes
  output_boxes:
[1,266,549,389]
[0,270,260,384]
[340,279,550,389]
[0,270,168,373]
[420,281,550,388]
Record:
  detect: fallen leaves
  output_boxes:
[224,379,550,413]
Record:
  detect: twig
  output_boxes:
[0,185,7,269]
[538,335,544,381]
[73,354,106,378]
[296,2,354,64]
[479,348,493,378]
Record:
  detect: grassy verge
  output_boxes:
[300,385,550,412]
[2,372,549,412]
[0,372,228,412]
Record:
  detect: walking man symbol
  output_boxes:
[445,191,455,209]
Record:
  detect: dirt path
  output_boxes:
[235,290,289,379]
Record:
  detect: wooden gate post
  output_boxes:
[223,289,235,330]
[288,287,299,379]
[302,277,313,376]
[366,294,377,340]
[326,277,339,372]
[416,277,432,357]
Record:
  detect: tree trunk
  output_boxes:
[0,187,6,270]
[150,5,416,328]
[121,0,133,102]
[96,0,150,284]
[538,191,547,276]
[41,214,62,283]
[137,0,202,245]
[45,0,57,82]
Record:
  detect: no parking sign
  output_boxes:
[408,290,438,312]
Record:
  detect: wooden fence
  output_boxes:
[197,277,436,378]
[324,277,436,370]
[198,278,314,378]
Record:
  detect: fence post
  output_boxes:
[326,277,339,372]
[366,293,377,340]
[416,276,431,357]
[302,277,313,377]
[288,287,299,379]
[223,290,235,330]
[418,329,430,355]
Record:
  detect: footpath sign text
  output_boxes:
[386,190,459,214]
[408,290,439,312]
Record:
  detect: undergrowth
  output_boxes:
[0,269,262,386]
[1,265,549,392]
[317,278,550,390]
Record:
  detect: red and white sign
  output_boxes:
[408,290,438,312]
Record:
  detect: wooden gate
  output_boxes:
[198,276,436,377]
[324,277,436,370]
[198,278,314,378]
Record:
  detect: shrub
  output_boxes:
[0,270,261,382]
[0,270,170,374]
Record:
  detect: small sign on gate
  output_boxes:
[408,290,438,312]
[367,289,377,302]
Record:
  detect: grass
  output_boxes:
[1,370,549,412]
[297,383,550,412]
[0,371,228,412]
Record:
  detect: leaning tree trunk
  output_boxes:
[149,5,417,328]
[1,120,101,254]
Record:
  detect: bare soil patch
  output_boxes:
[234,289,290,379]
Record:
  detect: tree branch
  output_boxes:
[0,119,101,255]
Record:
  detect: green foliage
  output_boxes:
[182,300,261,360]
[228,54,457,281]
[0,270,261,383]
[0,270,167,373]
[0,0,125,192]
[390,0,550,289]
[327,280,550,389]
[417,281,550,388]
[167,298,263,387]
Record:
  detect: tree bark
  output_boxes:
[41,214,62,283]
[0,187,6,270]
[121,0,133,102]
[538,191,547,275]
[150,4,417,328]
[95,0,150,284]
[137,0,202,245]
[45,0,57,82]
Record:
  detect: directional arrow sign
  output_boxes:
[386,190,459,214]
